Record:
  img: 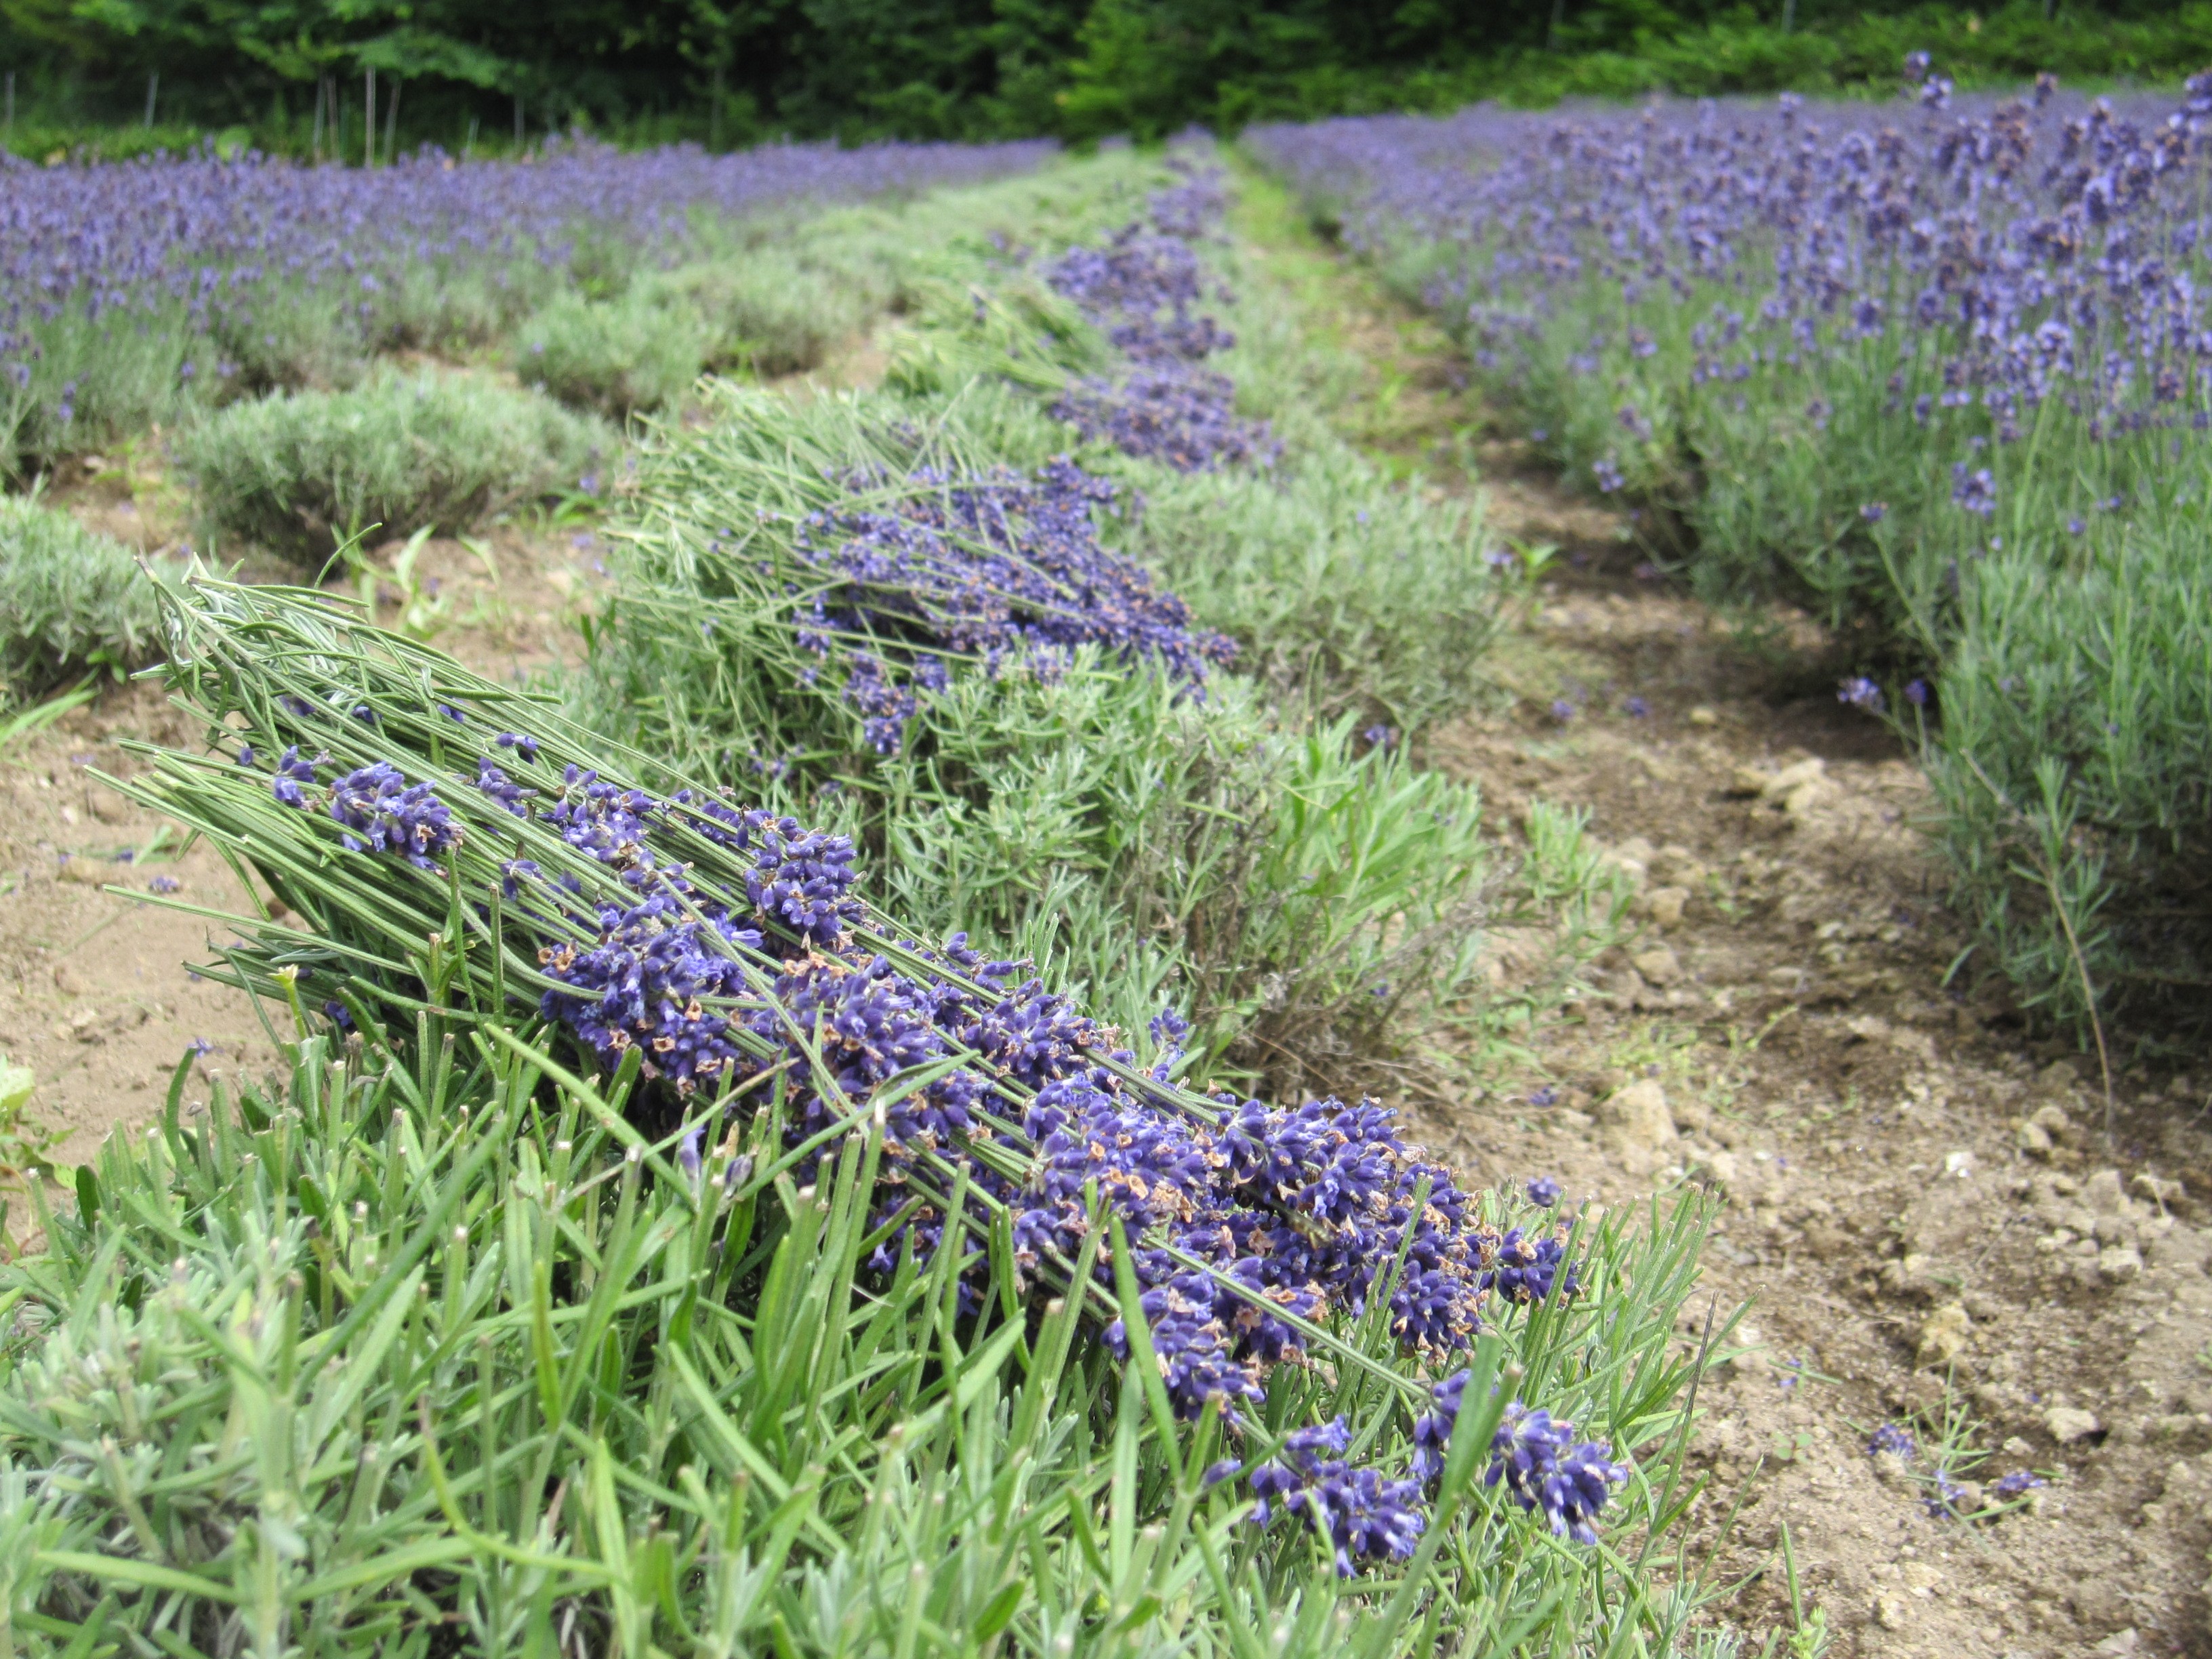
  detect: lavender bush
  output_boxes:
[0,495,171,691]
[0,134,1053,471]
[178,367,610,560]
[49,572,1713,1651]
[1250,70,2212,1041]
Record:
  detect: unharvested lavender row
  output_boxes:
[0,135,1053,469]
[1250,68,2212,1046]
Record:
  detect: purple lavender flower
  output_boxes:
[270,745,322,808]
[1248,1416,1428,1575]
[1623,696,1650,718]
[1991,1469,2046,1500]
[1526,1174,1563,1208]
[1950,464,1996,518]
[1486,1404,1626,1544]
[1867,1422,1917,1459]
[1549,698,1576,722]
[1487,1226,1580,1305]
[1904,678,1929,707]
[1860,501,1888,523]
[1924,1468,1968,1517]
[327,762,462,869]
[148,874,181,894]
[1409,1370,1469,1482]
[1837,676,1884,712]
[1591,457,1624,493]
[1527,1085,1558,1108]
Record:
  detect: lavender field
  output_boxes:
[1253,68,2212,1044]
[0,136,1052,466]
[0,138,1730,1658]
[0,74,2206,1654]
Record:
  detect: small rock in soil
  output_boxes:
[2046,1405,2102,1444]
[1599,1079,1675,1153]
[1917,1302,1972,1368]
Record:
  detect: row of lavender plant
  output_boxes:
[1248,66,2212,1043]
[583,150,1582,1092]
[0,134,1053,471]
[76,573,1707,1645]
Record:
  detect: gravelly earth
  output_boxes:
[0,449,607,1179]
[1322,312,2211,1658]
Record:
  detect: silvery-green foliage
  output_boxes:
[0,496,168,691]
[179,368,611,560]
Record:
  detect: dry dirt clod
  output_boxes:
[1917,1302,1972,1368]
[1599,1079,1675,1147]
[2046,1406,2102,1444]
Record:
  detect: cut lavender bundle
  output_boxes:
[1043,165,1279,473]
[600,399,1233,763]
[122,581,1617,1544]
[779,451,1235,752]
[586,385,1500,1091]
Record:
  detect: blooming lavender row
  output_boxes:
[1246,66,2212,687]
[769,453,1235,752]
[0,134,1052,447]
[1043,164,1277,472]
[231,714,1619,1573]
[1251,71,2212,445]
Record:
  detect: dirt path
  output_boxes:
[1233,184,2212,1658]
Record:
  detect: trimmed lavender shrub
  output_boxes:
[0,496,167,691]
[514,286,712,417]
[179,367,610,560]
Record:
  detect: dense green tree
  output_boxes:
[0,0,2203,151]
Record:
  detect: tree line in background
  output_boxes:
[0,0,2207,155]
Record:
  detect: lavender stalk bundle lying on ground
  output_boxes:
[121,577,1626,1575]
[1044,164,1279,472]
[773,452,1235,752]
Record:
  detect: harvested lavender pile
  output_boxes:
[123,578,1641,1578]
[1043,165,1278,472]
[777,453,1234,754]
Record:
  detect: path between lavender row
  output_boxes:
[1226,166,2212,1659]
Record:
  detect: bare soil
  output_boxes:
[1233,199,2212,1657]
